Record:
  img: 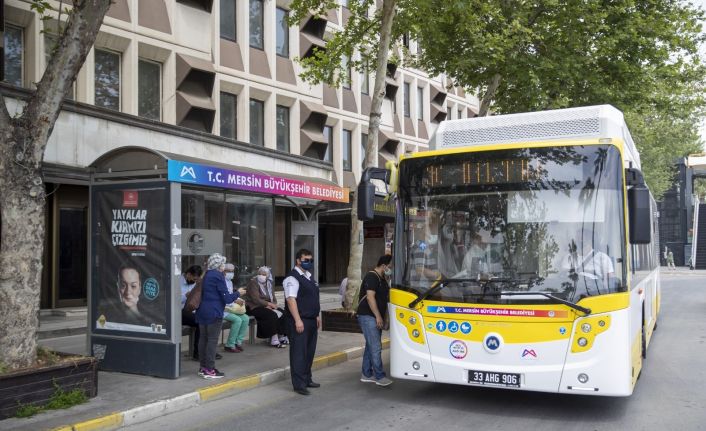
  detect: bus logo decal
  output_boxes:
[449,340,468,359]
[448,321,460,333]
[483,333,503,353]
[435,320,447,332]
[460,322,472,334]
[521,349,538,359]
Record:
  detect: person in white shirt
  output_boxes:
[283,249,321,395]
[561,230,615,291]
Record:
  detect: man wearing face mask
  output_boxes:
[357,254,393,387]
[222,263,249,353]
[283,249,321,395]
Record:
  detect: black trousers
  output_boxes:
[181,308,200,356]
[249,306,286,339]
[287,317,318,390]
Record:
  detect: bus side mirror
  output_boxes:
[357,167,391,221]
[628,185,651,244]
[357,181,376,221]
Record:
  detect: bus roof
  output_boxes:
[429,105,641,169]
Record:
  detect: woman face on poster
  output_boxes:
[117,267,142,311]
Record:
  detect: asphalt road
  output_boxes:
[126,271,706,431]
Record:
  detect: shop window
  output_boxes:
[181,190,226,270]
[45,34,75,99]
[3,24,24,87]
[138,59,161,121]
[220,92,237,139]
[95,49,121,111]
[250,0,264,50]
[220,0,236,41]
[403,82,410,117]
[276,105,290,152]
[342,128,352,171]
[323,125,333,162]
[276,8,289,57]
[249,98,264,146]
[225,195,274,286]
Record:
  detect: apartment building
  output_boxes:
[2,0,479,311]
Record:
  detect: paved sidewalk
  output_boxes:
[3,291,373,431]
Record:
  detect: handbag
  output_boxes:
[184,279,202,313]
[226,302,246,315]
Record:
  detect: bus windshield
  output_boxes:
[396,144,627,305]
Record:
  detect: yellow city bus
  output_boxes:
[358,105,660,396]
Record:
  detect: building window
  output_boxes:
[323,125,333,162]
[220,92,237,139]
[403,82,410,117]
[447,106,452,121]
[342,129,352,171]
[249,0,264,49]
[402,32,410,49]
[94,49,121,111]
[361,65,369,95]
[417,86,423,120]
[45,34,75,100]
[220,0,236,41]
[361,133,368,168]
[276,8,289,57]
[342,55,351,89]
[276,105,290,152]
[3,25,23,87]
[249,99,264,146]
[138,59,161,121]
[458,109,462,119]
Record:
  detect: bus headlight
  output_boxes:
[598,320,606,327]
[408,316,417,325]
[412,361,421,370]
[578,373,589,384]
[412,329,420,338]
[581,323,592,333]
[577,337,588,347]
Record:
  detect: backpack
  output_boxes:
[184,278,202,313]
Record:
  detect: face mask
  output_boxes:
[257,274,267,283]
[300,259,314,271]
[383,268,392,277]
[427,234,438,245]
[225,272,234,280]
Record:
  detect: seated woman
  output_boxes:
[244,266,288,348]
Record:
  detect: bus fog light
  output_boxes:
[598,320,606,327]
[412,361,421,370]
[581,323,592,333]
[409,316,417,325]
[412,329,420,338]
[578,373,589,384]
[577,337,588,347]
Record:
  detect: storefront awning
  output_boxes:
[90,147,349,203]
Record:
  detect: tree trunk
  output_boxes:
[0,126,47,370]
[344,0,397,311]
[0,0,112,369]
[478,73,502,117]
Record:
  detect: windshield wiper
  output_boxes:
[480,291,591,315]
[408,278,480,308]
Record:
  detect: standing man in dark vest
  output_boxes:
[283,248,321,395]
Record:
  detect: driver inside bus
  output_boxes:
[413,214,442,287]
[561,228,615,291]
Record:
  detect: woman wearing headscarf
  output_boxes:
[195,253,240,379]
[244,266,288,348]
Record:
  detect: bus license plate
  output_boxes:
[468,370,521,388]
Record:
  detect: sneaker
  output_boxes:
[198,368,206,377]
[235,345,244,352]
[360,374,376,383]
[375,377,393,387]
[279,337,290,345]
[202,368,225,379]
[224,346,239,353]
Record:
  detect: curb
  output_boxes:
[52,338,390,431]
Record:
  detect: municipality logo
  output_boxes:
[483,333,503,353]
[521,348,538,360]
[180,165,196,179]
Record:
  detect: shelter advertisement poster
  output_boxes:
[92,185,170,337]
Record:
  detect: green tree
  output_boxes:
[0,1,112,369]
[288,0,399,309]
